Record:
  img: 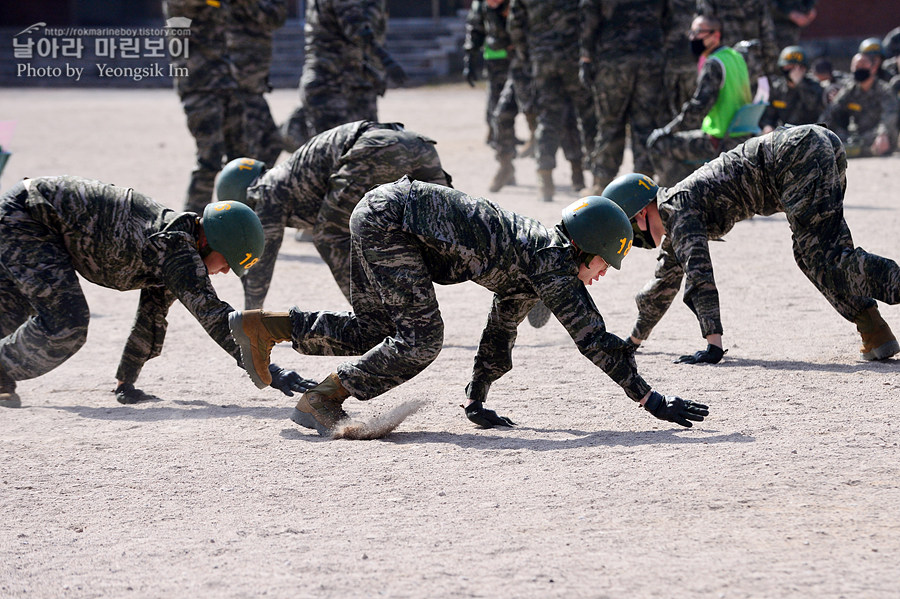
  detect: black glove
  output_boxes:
[382,55,407,86]
[268,363,317,397]
[578,60,595,88]
[464,401,516,428]
[624,337,641,352]
[643,391,709,428]
[113,383,158,405]
[463,52,478,87]
[674,344,726,365]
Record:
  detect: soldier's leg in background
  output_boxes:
[534,67,566,201]
[0,217,90,383]
[300,67,351,137]
[649,129,717,187]
[485,59,511,145]
[589,61,631,194]
[560,102,585,192]
[510,61,537,158]
[241,92,283,167]
[490,77,519,192]
[663,61,698,123]
[182,90,228,213]
[630,56,666,177]
[280,104,310,154]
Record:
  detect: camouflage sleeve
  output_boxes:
[464,1,486,53]
[468,291,538,401]
[243,183,289,309]
[507,0,528,60]
[876,85,900,138]
[537,273,651,401]
[666,57,724,132]
[579,0,601,61]
[632,237,685,341]
[157,232,241,364]
[115,286,177,384]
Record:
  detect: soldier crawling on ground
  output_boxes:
[599,124,900,365]
[0,177,311,409]
[226,177,708,437]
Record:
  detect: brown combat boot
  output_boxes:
[538,169,554,202]
[228,310,292,388]
[855,305,900,361]
[291,373,351,436]
[489,157,516,192]
[519,112,538,158]
[570,160,585,192]
[0,364,20,409]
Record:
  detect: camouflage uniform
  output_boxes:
[286,176,651,403]
[464,0,514,144]
[347,0,389,128]
[223,0,288,169]
[696,0,779,80]
[760,73,825,129]
[580,0,668,190]
[648,45,752,186]
[164,0,239,214]
[242,122,450,309]
[770,0,817,50]
[632,125,900,342]
[0,176,240,388]
[508,0,597,173]
[283,0,390,142]
[821,79,900,158]
[663,0,701,121]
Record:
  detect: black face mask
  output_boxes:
[631,220,657,249]
[852,68,871,82]
[690,38,707,58]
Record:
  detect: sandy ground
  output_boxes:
[1,84,899,599]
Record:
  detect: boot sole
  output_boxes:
[290,407,333,437]
[527,301,552,329]
[862,339,900,361]
[228,312,269,389]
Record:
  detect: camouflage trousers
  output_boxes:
[483,58,511,139]
[182,90,233,213]
[647,130,745,187]
[287,180,443,400]
[587,56,665,186]
[242,128,448,308]
[224,91,283,168]
[299,64,379,138]
[663,59,698,123]
[532,61,596,171]
[0,182,91,382]
[492,61,532,161]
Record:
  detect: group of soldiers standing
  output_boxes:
[464,0,900,201]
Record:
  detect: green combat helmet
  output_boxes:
[202,201,265,278]
[215,157,266,204]
[778,45,808,68]
[858,37,885,57]
[600,173,659,218]
[561,196,633,270]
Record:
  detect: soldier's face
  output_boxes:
[203,250,230,275]
[578,255,610,286]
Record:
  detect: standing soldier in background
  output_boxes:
[579,0,668,195]
[227,178,707,435]
[696,0,779,95]
[821,52,899,158]
[646,15,753,186]
[508,0,596,202]
[760,45,825,133]
[223,0,288,169]
[770,1,817,50]
[164,0,239,213]
[214,121,451,308]
[602,125,900,365]
[663,0,701,123]
[0,177,309,409]
[280,0,406,150]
